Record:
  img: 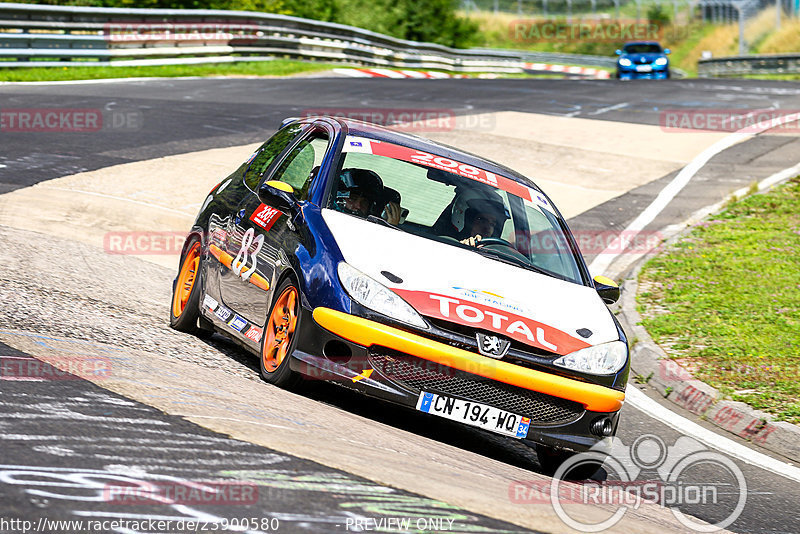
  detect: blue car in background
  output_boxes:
[615,41,670,80]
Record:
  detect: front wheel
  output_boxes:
[260,278,303,388]
[170,236,203,334]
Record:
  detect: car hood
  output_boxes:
[322,209,619,355]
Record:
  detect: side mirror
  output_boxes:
[664,48,671,55]
[593,275,620,305]
[615,49,622,55]
[258,180,298,215]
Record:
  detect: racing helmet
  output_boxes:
[336,168,384,215]
[450,187,509,236]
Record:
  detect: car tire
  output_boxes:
[260,277,303,388]
[170,236,204,334]
[536,446,605,480]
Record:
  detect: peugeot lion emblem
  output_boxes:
[476,333,510,359]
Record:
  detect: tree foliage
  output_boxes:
[25,0,478,48]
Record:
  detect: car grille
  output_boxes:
[426,317,559,358]
[369,347,585,426]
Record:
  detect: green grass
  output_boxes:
[0,59,337,82]
[637,177,800,424]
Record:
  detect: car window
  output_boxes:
[244,123,303,190]
[623,43,662,54]
[269,134,329,202]
[330,138,583,284]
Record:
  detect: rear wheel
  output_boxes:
[170,237,203,334]
[260,278,303,388]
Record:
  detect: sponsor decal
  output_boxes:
[350,141,362,147]
[249,204,282,232]
[202,294,218,312]
[452,287,527,316]
[344,138,537,203]
[228,315,248,332]
[244,325,263,342]
[215,306,232,322]
[393,289,590,355]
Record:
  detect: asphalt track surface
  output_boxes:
[2,77,800,533]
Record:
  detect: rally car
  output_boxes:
[170,116,629,476]
[615,41,671,80]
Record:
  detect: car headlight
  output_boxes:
[337,262,427,329]
[618,58,632,67]
[654,57,668,66]
[553,341,628,375]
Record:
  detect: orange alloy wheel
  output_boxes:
[172,242,201,318]
[262,286,299,372]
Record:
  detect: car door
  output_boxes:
[218,127,331,329]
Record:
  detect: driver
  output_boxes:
[335,168,401,225]
[449,189,509,247]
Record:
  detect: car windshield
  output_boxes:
[328,136,584,284]
[623,43,662,54]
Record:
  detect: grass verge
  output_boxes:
[637,177,800,424]
[0,60,337,82]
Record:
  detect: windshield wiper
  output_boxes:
[472,247,552,278]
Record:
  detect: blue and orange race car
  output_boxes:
[170,116,629,477]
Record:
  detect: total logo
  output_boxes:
[431,294,558,351]
[393,289,590,355]
[244,325,263,342]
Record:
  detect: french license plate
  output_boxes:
[416,391,530,438]
[636,65,652,72]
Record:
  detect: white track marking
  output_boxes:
[39,186,195,216]
[590,110,800,275]
[589,102,629,116]
[627,388,800,483]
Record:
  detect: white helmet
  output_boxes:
[450,187,509,234]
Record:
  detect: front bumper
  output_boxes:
[617,65,669,80]
[292,307,625,453]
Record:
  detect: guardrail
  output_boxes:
[0,2,614,75]
[698,53,800,77]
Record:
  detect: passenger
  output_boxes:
[335,168,402,225]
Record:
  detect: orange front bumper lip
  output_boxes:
[312,307,625,413]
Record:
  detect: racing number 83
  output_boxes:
[232,228,264,281]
